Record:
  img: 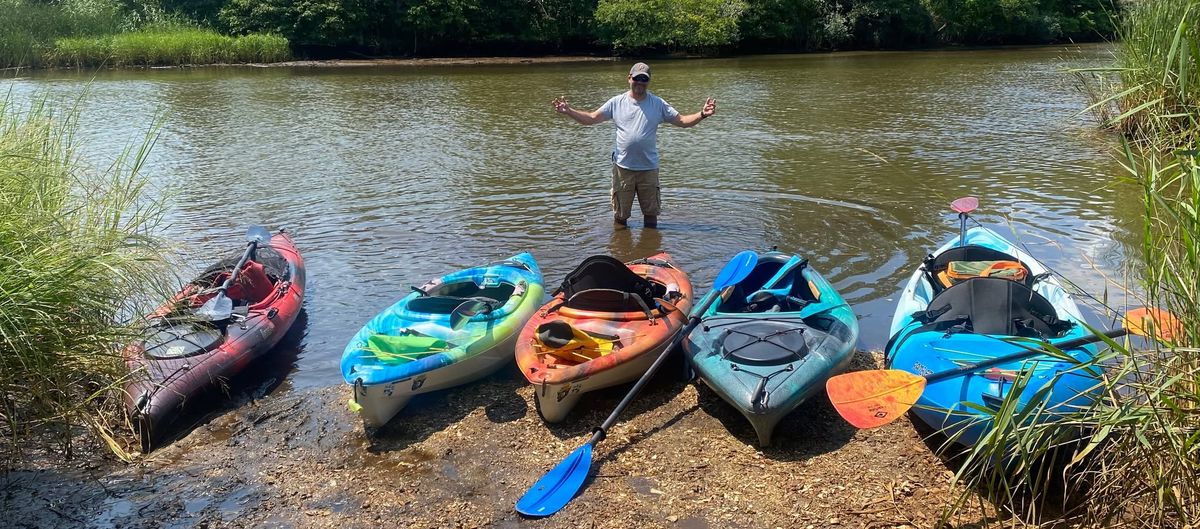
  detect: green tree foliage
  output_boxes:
[161,0,226,25]
[843,0,933,47]
[7,0,1124,67]
[738,0,827,49]
[594,0,747,51]
[220,0,372,47]
[400,0,477,53]
[922,0,1116,43]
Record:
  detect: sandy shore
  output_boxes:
[3,352,999,528]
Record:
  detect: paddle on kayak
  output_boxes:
[195,225,273,321]
[950,196,977,247]
[826,307,1178,429]
[515,250,758,518]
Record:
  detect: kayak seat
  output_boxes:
[923,245,1033,293]
[717,259,792,313]
[225,261,275,304]
[427,280,516,303]
[916,277,1072,338]
[407,295,501,315]
[406,280,514,315]
[558,255,658,312]
[188,260,275,310]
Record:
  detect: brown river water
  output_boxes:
[6,44,1137,393]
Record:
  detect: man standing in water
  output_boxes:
[552,62,717,229]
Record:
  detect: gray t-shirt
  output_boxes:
[598,92,679,171]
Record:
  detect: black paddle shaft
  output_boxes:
[587,303,711,444]
[924,327,1129,384]
[216,240,260,294]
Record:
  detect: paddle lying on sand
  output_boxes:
[826,307,1180,429]
[195,225,273,321]
[515,250,759,518]
[951,196,978,247]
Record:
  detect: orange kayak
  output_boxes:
[515,253,692,422]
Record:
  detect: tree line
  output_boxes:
[162,0,1119,56]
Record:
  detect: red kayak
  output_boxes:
[124,229,305,450]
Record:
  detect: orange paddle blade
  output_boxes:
[826,370,927,429]
[1124,307,1181,341]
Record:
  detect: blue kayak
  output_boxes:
[683,250,859,446]
[886,227,1100,447]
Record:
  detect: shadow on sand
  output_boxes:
[361,362,531,454]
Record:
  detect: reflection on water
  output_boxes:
[4,44,1137,388]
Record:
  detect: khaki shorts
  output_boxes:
[610,165,661,220]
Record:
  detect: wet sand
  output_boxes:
[4,352,995,528]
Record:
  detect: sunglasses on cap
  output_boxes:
[632,75,649,83]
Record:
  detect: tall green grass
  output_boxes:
[0,0,290,69]
[49,27,290,68]
[940,2,1200,527]
[0,97,171,463]
[1082,0,1200,151]
[0,0,123,68]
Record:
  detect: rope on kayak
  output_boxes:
[730,363,796,411]
[718,326,806,360]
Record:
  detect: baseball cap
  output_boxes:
[629,63,651,81]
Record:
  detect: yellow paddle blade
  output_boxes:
[825,370,927,429]
[1124,307,1181,341]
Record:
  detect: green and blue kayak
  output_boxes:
[683,250,859,446]
[341,252,544,428]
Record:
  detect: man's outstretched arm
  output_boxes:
[671,97,717,128]
[553,96,606,125]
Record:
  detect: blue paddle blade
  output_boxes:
[515,442,593,517]
[713,250,758,290]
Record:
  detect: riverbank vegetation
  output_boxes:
[0,98,171,463]
[217,0,1121,55]
[945,1,1200,527]
[0,0,288,69]
[4,0,1118,69]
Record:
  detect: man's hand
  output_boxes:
[701,97,717,118]
[553,96,572,114]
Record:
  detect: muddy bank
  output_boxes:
[3,352,994,528]
[263,56,619,68]
[1,56,618,74]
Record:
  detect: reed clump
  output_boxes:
[0,98,171,463]
[0,0,123,68]
[0,0,290,69]
[1082,0,1199,151]
[49,26,290,68]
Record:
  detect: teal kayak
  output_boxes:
[683,250,859,445]
[341,253,544,428]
